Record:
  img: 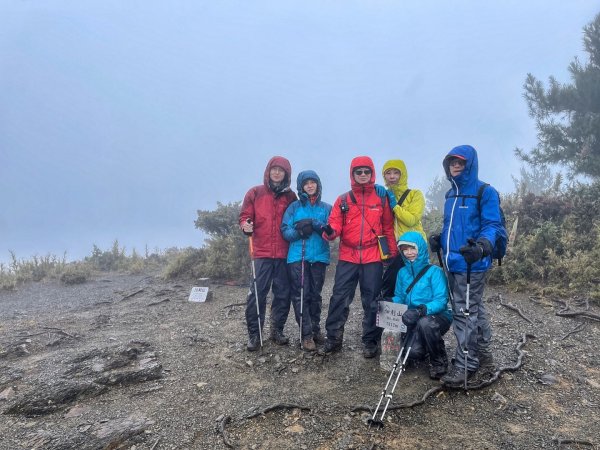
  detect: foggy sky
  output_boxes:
[0,1,597,264]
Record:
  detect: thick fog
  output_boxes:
[0,1,597,263]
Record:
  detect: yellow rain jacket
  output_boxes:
[382,160,426,240]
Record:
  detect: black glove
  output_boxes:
[402,304,427,327]
[459,239,484,264]
[428,234,441,253]
[294,219,313,239]
[243,230,253,236]
[477,238,493,257]
[321,224,334,236]
[312,219,325,230]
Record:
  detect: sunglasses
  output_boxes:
[354,169,372,175]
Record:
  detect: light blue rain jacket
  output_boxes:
[393,231,452,322]
[281,170,332,264]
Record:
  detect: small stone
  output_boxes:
[538,373,558,385]
[491,392,508,404]
[0,387,15,401]
[246,360,254,367]
[196,382,208,391]
[291,367,299,373]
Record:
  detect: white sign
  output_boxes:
[376,301,408,332]
[188,287,209,303]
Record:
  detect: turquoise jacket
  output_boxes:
[281,170,332,264]
[393,231,452,322]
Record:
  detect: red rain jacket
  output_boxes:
[324,156,397,264]
[239,156,297,259]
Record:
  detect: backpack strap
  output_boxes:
[339,192,350,214]
[397,189,411,207]
[476,183,489,214]
[406,264,431,294]
[346,190,384,239]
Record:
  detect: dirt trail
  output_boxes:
[0,270,599,449]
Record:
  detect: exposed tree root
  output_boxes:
[552,436,595,448]
[553,297,600,322]
[147,298,170,307]
[560,322,585,341]
[215,415,235,448]
[555,309,600,322]
[121,288,145,301]
[352,333,535,414]
[242,403,311,419]
[498,294,534,324]
[223,302,246,309]
[216,404,311,448]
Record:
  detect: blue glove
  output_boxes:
[386,189,397,209]
[374,184,387,198]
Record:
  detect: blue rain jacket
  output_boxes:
[393,231,452,322]
[281,170,332,264]
[441,145,503,273]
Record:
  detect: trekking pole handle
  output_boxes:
[246,219,255,255]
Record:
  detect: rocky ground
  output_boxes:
[0,268,599,449]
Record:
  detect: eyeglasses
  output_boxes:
[353,169,372,175]
[449,159,465,167]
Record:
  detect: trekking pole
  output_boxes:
[435,247,454,305]
[299,239,306,350]
[367,330,415,429]
[463,262,472,391]
[247,220,263,349]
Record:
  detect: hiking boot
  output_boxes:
[441,365,476,387]
[479,350,496,373]
[312,331,326,345]
[302,337,316,352]
[429,364,448,380]
[270,330,289,346]
[363,343,379,359]
[246,335,260,352]
[319,339,342,355]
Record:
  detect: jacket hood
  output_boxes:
[263,156,292,191]
[397,231,429,272]
[443,145,479,189]
[382,159,408,194]
[349,156,376,190]
[296,170,322,202]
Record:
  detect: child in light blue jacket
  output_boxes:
[393,231,452,379]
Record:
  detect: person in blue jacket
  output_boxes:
[429,145,503,386]
[393,231,452,380]
[281,170,332,351]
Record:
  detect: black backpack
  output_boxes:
[446,184,508,265]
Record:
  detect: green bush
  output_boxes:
[491,182,600,299]
[60,263,90,285]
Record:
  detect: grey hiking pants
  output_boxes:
[448,271,491,371]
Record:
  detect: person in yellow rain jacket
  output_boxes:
[382,159,426,240]
[379,159,427,297]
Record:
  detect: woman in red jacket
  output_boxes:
[320,156,397,358]
[239,156,297,351]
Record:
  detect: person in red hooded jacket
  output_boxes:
[320,156,397,358]
[239,156,297,351]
